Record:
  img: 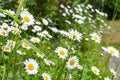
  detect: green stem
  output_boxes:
[0,8,21,24]
[2,63,6,80]
[14,0,26,24]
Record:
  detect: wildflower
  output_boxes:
[12,27,21,34]
[6,9,15,15]
[32,25,42,32]
[0,30,8,36]
[42,18,48,25]
[66,56,79,69]
[77,65,83,70]
[36,52,44,58]
[23,59,39,74]
[22,43,30,49]
[17,50,26,55]
[110,68,116,76]
[48,27,58,33]
[20,11,35,26]
[6,40,16,47]
[1,23,11,32]
[91,66,100,76]
[90,32,101,44]
[2,45,11,52]
[44,59,50,66]
[30,37,40,43]
[68,29,82,42]
[102,46,119,57]
[104,77,110,80]
[55,47,68,59]
[107,47,119,57]
[42,73,51,80]
[21,24,28,30]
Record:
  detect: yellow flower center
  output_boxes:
[13,28,19,33]
[23,43,29,48]
[28,64,34,70]
[24,16,30,22]
[44,76,49,80]
[94,36,98,40]
[110,50,115,55]
[1,31,5,35]
[59,50,65,55]
[70,59,75,65]
[4,47,10,51]
[3,27,8,31]
[34,39,37,42]
[9,41,13,45]
[93,69,97,73]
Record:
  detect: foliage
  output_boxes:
[0,0,119,80]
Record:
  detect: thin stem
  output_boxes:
[0,8,21,24]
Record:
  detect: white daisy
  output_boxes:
[42,73,51,80]
[20,11,35,26]
[42,18,48,25]
[55,47,68,59]
[68,29,82,42]
[6,40,16,47]
[36,52,44,58]
[21,24,28,30]
[90,32,101,44]
[30,37,40,43]
[107,47,119,57]
[11,27,21,34]
[91,66,100,76]
[32,25,42,32]
[2,45,11,52]
[1,23,11,32]
[23,59,39,74]
[110,68,116,76]
[22,43,30,49]
[66,56,79,69]
[104,77,110,80]
[0,30,8,36]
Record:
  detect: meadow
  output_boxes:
[0,0,119,80]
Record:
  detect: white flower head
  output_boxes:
[110,68,116,76]
[104,77,110,80]
[20,11,35,26]
[30,37,40,43]
[23,59,39,74]
[21,24,28,30]
[32,25,42,32]
[55,47,68,59]
[42,18,48,25]
[66,56,79,69]
[90,32,101,44]
[68,29,82,42]
[22,43,31,49]
[91,66,100,76]
[6,40,16,47]
[2,45,11,52]
[107,47,119,57]
[42,73,51,80]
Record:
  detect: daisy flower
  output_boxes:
[42,73,51,80]
[21,24,28,30]
[20,11,35,26]
[110,68,116,76]
[23,59,39,74]
[6,40,16,47]
[1,23,11,32]
[104,77,110,80]
[66,56,79,69]
[36,52,44,58]
[32,25,42,32]
[55,47,68,59]
[42,18,48,25]
[30,37,40,43]
[90,32,101,44]
[107,47,119,57]
[102,46,119,57]
[68,29,82,42]
[11,27,21,34]
[91,66,100,76]
[22,42,30,49]
[2,45,11,52]
[0,30,8,36]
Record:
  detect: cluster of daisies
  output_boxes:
[0,2,120,80]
